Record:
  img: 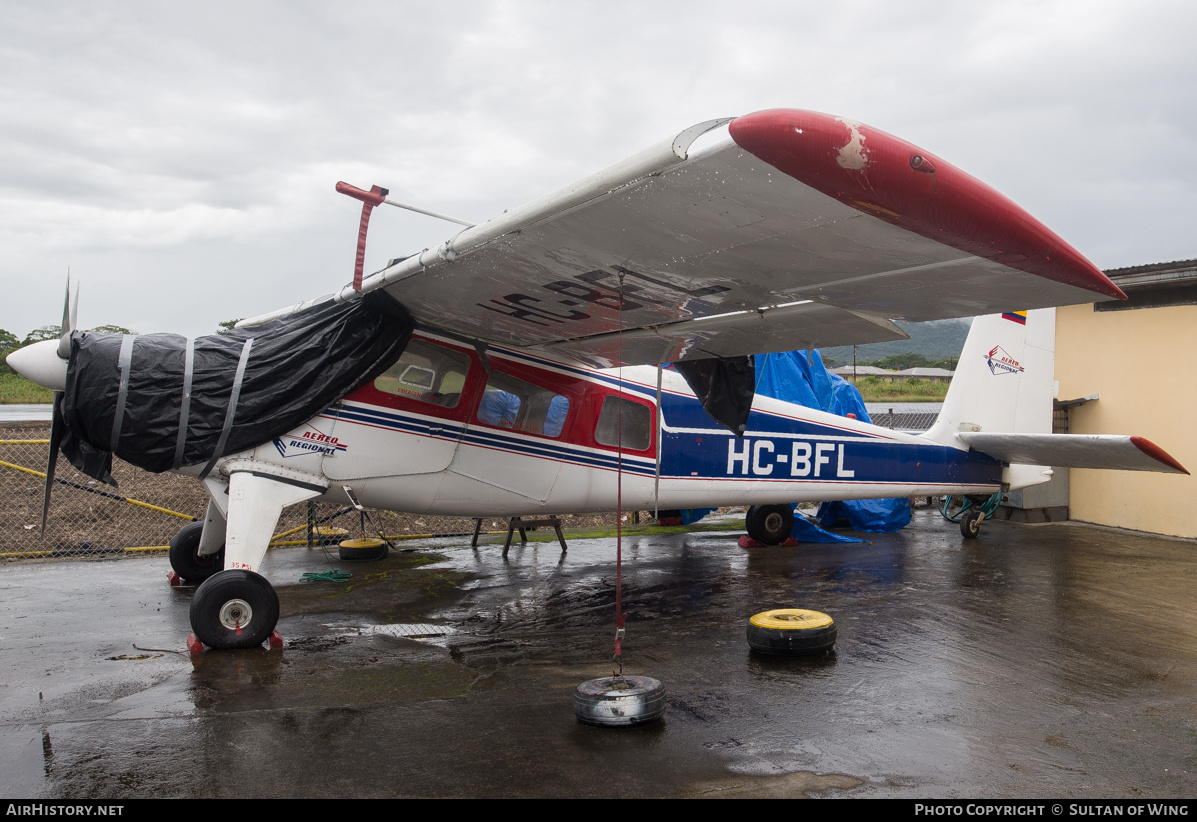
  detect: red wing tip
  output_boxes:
[1095,277,1128,301]
[1130,436,1189,474]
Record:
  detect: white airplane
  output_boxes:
[8,109,1186,652]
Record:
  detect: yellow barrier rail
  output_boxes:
[0,459,197,522]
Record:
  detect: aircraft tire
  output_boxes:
[338,537,388,561]
[745,504,794,545]
[574,675,666,726]
[746,609,837,656]
[960,509,983,539]
[190,570,279,650]
[168,521,225,583]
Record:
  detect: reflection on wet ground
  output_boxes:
[1,509,1195,797]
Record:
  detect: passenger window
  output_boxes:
[374,340,471,408]
[594,396,652,451]
[476,372,570,437]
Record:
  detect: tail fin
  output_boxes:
[923,309,1055,447]
[921,308,1187,481]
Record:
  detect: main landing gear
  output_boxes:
[189,569,280,650]
[744,504,794,546]
[182,468,325,652]
[168,499,228,583]
[168,521,225,583]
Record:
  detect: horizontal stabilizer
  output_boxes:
[959,433,1189,474]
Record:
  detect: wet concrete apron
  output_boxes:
[1,509,1195,798]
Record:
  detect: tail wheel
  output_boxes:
[960,508,984,539]
[190,570,279,650]
[169,521,225,583]
[745,504,794,545]
[747,609,837,656]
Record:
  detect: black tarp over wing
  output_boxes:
[60,292,414,484]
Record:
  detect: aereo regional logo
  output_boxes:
[272,426,348,459]
[984,345,1024,376]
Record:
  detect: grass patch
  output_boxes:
[0,374,53,404]
[846,377,949,403]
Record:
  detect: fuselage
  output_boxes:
[231,330,1003,516]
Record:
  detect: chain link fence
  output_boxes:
[1,422,630,561]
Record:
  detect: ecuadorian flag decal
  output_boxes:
[1002,310,1027,324]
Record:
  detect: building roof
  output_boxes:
[1105,259,1197,288]
[829,365,900,377]
[829,365,954,379]
[896,367,954,378]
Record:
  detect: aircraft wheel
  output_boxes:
[747,609,837,656]
[190,570,279,650]
[960,508,984,539]
[574,675,666,726]
[745,504,794,545]
[169,521,225,583]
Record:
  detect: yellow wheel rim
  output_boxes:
[340,538,385,550]
[749,609,834,630]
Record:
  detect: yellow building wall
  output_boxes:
[1055,303,1197,537]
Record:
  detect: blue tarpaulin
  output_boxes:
[754,350,911,534]
[791,507,866,543]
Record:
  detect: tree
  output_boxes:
[216,319,242,334]
[88,324,136,335]
[21,325,61,346]
[0,329,18,376]
[867,353,934,371]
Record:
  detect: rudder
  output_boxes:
[923,309,1056,448]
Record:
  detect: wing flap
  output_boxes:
[537,301,908,368]
[960,433,1189,474]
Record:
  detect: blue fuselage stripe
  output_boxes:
[331,388,1000,487]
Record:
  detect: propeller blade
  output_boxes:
[41,391,65,536]
[57,274,72,359]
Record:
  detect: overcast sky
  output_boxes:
[1,0,1193,339]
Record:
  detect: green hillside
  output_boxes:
[820,317,972,368]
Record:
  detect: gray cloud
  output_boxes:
[1,0,1193,338]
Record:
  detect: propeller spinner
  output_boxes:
[3,276,78,535]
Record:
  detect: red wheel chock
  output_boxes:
[186,633,205,656]
[185,630,283,655]
[738,535,800,548]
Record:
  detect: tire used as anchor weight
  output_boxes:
[745,504,794,546]
[338,537,388,561]
[747,609,837,656]
[189,569,279,650]
[574,675,666,726]
[168,520,225,583]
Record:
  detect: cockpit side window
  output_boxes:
[374,340,471,408]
